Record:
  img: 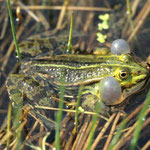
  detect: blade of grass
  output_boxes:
[67,12,74,52]
[126,0,134,32]
[87,101,101,150]
[108,118,127,150]
[55,81,65,150]
[6,0,21,61]
[130,89,150,150]
[126,0,144,58]
[13,101,23,150]
[75,85,84,132]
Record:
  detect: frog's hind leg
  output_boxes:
[6,74,56,107]
[6,74,57,130]
[6,74,24,105]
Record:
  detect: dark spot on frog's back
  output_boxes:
[6,77,14,86]
[9,89,20,95]
[33,91,56,107]
[39,46,50,54]
[30,80,41,88]
[27,42,34,49]
[17,76,40,88]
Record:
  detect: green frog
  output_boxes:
[6,33,149,128]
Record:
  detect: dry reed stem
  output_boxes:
[83,13,94,33]
[60,115,77,148]
[141,140,150,150]
[0,8,8,39]
[36,11,50,30]
[103,113,121,150]
[17,5,112,12]
[23,131,46,150]
[38,124,44,148]
[127,0,150,42]
[91,113,116,149]
[5,137,16,150]
[0,109,8,113]
[82,120,98,150]
[18,1,40,22]
[1,13,8,39]
[131,0,141,17]
[120,102,144,124]
[64,127,75,150]
[0,131,13,145]
[0,8,6,24]
[35,105,108,121]
[116,117,150,150]
[56,0,69,30]
[0,35,11,55]
[25,121,39,140]
[72,115,91,150]
[79,12,95,51]
[114,108,150,150]
[87,33,97,53]
[132,0,150,30]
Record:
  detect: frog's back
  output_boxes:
[20,53,145,87]
[19,35,68,58]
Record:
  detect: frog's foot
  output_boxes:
[81,94,110,114]
[80,94,127,117]
[110,106,127,116]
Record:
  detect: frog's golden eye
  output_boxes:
[118,71,128,80]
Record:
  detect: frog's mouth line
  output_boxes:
[109,79,148,106]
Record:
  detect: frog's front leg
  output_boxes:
[6,74,56,107]
[81,94,110,115]
[81,94,127,116]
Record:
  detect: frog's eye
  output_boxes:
[110,39,131,55]
[118,70,128,80]
[114,67,129,81]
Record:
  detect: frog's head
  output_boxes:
[110,54,150,105]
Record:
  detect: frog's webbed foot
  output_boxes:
[110,106,127,116]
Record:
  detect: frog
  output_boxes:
[6,33,150,129]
